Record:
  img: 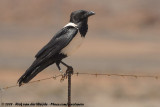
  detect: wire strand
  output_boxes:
[2,74,63,90]
[1,72,160,91]
[74,72,159,79]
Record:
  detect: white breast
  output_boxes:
[61,33,84,56]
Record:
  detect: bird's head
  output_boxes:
[70,10,95,24]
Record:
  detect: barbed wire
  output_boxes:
[0,72,160,91]
[0,74,63,91]
[76,72,160,79]
[1,72,160,107]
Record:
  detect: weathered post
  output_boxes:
[66,67,73,107]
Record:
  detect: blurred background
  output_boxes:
[0,0,160,107]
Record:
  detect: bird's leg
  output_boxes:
[56,62,63,73]
[56,61,67,80]
[60,61,74,75]
[56,61,67,81]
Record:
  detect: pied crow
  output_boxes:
[18,10,95,86]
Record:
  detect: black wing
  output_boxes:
[35,26,78,60]
[18,26,78,86]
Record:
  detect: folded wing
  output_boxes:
[18,26,78,86]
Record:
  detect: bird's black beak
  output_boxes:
[87,11,95,17]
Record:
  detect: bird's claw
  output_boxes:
[60,66,74,82]
[60,72,67,82]
[66,66,74,75]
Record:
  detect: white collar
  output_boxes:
[64,22,78,29]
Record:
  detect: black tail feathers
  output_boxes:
[18,60,54,86]
[18,66,40,86]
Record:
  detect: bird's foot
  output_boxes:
[59,70,67,79]
[66,66,74,75]
[60,71,67,82]
[60,66,74,82]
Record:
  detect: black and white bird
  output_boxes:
[18,10,95,86]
